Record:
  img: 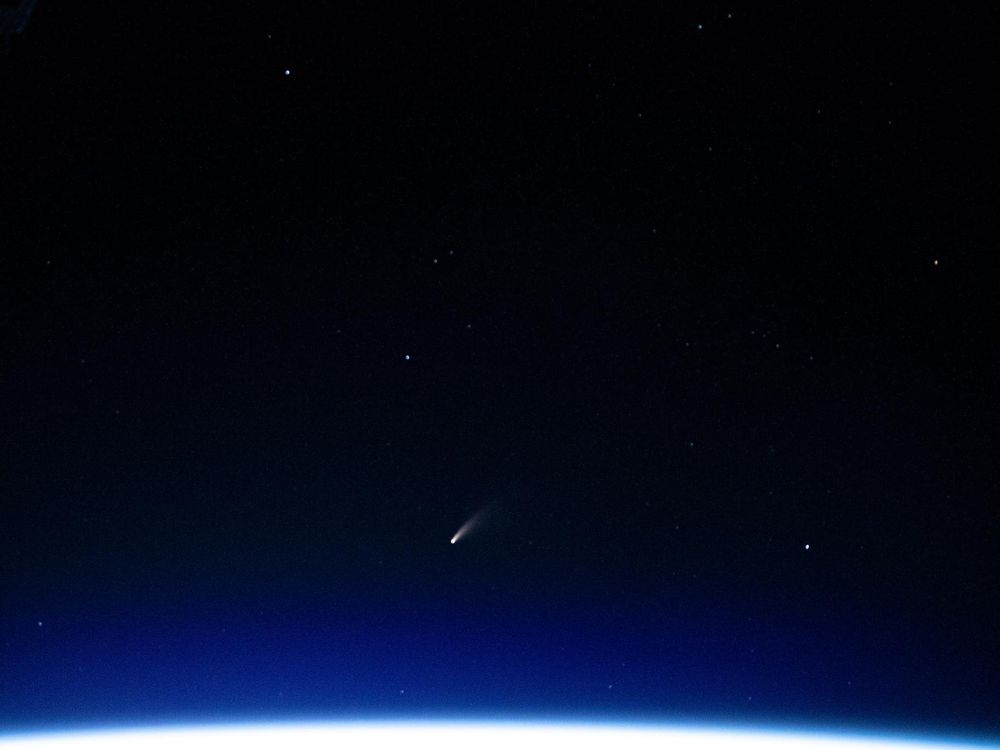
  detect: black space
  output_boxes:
[1,3,997,738]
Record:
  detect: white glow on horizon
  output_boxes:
[0,722,996,750]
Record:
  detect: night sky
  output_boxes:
[1,3,997,739]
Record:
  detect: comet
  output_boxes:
[449,517,476,545]
[449,503,497,545]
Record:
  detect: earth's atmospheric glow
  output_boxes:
[0,723,996,750]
